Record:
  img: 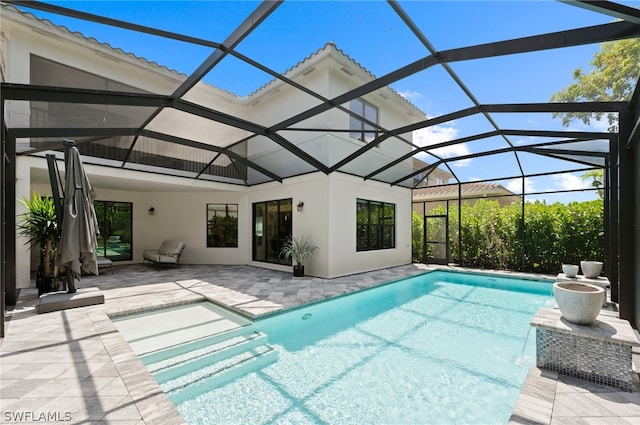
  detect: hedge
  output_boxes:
[412,199,604,274]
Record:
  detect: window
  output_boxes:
[356,199,395,251]
[253,199,292,265]
[207,204,238,247]
[349,98,378,143]
[414,171,427,188]
[94,201,132,261]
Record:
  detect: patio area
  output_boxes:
[1,264,639,424]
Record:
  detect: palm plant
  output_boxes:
[280,235,318,276]
[17,193,59,283]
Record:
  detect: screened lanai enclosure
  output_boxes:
[2,0,640,333]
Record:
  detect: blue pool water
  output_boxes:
[148,271,555,424]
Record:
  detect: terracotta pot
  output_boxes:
[580,261,603,279]
[553,281,604,325]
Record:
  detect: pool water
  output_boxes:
[143,271,554,424]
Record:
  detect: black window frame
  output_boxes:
[252,198,292,265]
[206,203,238,248]
[349,98,378,143]
[356,198,395,251]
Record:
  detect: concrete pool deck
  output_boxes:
[1,264,638,424]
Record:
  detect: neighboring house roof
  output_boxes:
[413,182,521,202]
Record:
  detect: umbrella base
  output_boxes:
[37,287,104,314]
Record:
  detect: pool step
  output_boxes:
[161,342,278,405]
[147,331,269,382]
[140,325,253,366]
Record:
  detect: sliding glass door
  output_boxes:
[253,199,292,265]
[94,201,132,261]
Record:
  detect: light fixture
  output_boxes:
[148,207,155,215]
[297,201,304,212]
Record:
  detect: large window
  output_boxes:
[207,204,238,247]
[253,199,292,265]
[356,198,395,251]
[94,201,132,261]
[349,98,378,143]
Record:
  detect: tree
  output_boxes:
[581,169,604,199]
[550,38,640,132]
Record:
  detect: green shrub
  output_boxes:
[412,199,603,274]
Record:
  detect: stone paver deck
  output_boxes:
[1,264,639,424]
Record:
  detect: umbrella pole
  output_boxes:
[62,140,77,294]
[65,267,76,294]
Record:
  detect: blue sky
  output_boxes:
[24,0,640,202]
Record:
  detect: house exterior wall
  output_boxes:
[14,157,32,289]
[247,172,412,278]
[328,173,412,278]
[1,10,184,93]
[6,8,415,287]
[246,48,420,182]
[426,167,453,186]
[247,173,330,277]
[136,190,250,266]
[15,156,252,288]
[326,66,416,178]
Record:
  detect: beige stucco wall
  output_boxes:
[328,173,412,278]
[247,173,330,276]
[16,158,411,286]
[245,48,420,181]
[247,172,412,278]
[15,156,251,288]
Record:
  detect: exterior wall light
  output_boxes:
[297,201,304,212]
[148,207,155,215]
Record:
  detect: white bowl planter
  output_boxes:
[562,264,579,278]
[580,261,603,279]
[553,282,604,326]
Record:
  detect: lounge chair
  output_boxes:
[143,240,186,268]
[97,256,113,274]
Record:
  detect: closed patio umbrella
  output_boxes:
[55,140,100,293]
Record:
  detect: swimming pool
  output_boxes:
[123,270,555,424]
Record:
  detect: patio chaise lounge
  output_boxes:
[143,240,186,268]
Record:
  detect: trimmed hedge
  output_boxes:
[412,199,604,274]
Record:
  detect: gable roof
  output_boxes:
[247,41,426,117]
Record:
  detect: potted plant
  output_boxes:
[280,235,318,277]
[17,192,60,294]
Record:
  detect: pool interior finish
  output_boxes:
[113,271,555,425]
[112,301,251,355]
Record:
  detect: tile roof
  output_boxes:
[413,182,517,197]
